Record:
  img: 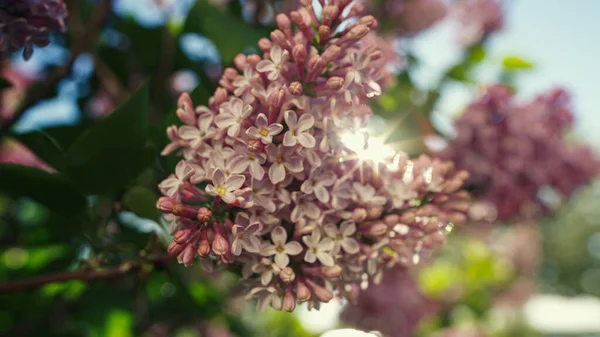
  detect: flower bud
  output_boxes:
[176,93,196,125]
[383,214,400,226]
[447,212,467,225]
[197,228,211,257]
[321,45,341,63]
[270,29,288,49]
[156,197,175,213]
[178,244,197,267]
[247,54,262,69]
[289,82,303,96]
[167,240,185,256]
[366,221,388,237]
[197,207,212,223]
[275,13,292,36]
[289,11,304,29]
[318,25,331,42]
[296,280,312,302]
[172,204,198,219]
[283,288,296,312]
[211,231,230,256]
[352,208,367,222]
[344,24,369,42]
[292,44,307,63]
[174,228,194,244]
[325,76,344,91]
[268,88,285,110]
[279,267,296,283]
[359,15,378,30]
[234,55,248,72]
[305,279,333,302]
[322,5,339,26]
[320,264,342,278]
[212,88,228,106]
[257,38,272,53]
[224,67,238,80]
[367,206,383,220]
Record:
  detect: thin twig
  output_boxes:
[0,255,173,294]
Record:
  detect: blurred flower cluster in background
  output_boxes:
[1,0,600,337]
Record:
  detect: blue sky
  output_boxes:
[413,0,600,147]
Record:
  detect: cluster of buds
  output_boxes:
[0,0,68,60]
[440,85,599,221]
[158,0,469,311]
[453,0,503,46]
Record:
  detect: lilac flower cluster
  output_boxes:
[440,85,599,221]
[361,0,447,36]
[340,267,429,337]
[0,0,68,60]
[453,0,503,46]
[158,0,469,311]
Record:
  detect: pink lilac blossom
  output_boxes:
[453,0,503,46]
[361,0,447,37]
[340,267,430,337]
[440,85,599,222]
[0,0,68,60]
[158,0,469,312]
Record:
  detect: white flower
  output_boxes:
[231,213,263,255]
[247,286,282,311]
[324,220,360,255]
[215,97,253,137]
[178,110,214,150]
[302,228,335,266]
[228,142,267,180]
[158,160,194,197]
[232,64,257,96]
[251,258,281,286]
[266,144,304,184]
[205,168,245,203]
[256,45,289,81]
[246,113,283,144]
[389,181,418,208]
[260,226,303,268]
[301,168,336,203]
[353,182,387,206]
[282,110,316,148]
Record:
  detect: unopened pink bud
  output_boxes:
[367,222,388,237]
[257,38,272,53]
[270,29,288,49]
[400,212,415,224]
[197,228,211,257]
[234,53,248,70]
[212,88,228,106]
[172,204,198,219]
[156,197,175,213]
[345,24,369,41]
[348,2,365,16]
[211,232,230,256]
[178,244,196,267]
[367,207,383,220]
[176,93,196,125]
[352,208,367,222]
[384,214,400,226]
[320,265,342,278]
[325,76,344,90]
[322,5,339,25]
[289,11,303,28]
[247,54,262,68]
[321,45,341,63]
[289,82,303,96]
[447,212,467,225]
[318,25,331,42]
[275,13,292,35]
[292,44,307,63]
[279,267,296,283]
[359,15,378,30]
[197,207,212,223]
[224,67,238,80]
[305,279,333,302]
[283,288,296,312]
[167,240,185,256]
[296,280,311,302]
[268,88,285,110]
[173,228,193,244]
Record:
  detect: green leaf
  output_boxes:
[184,0,269,63]
[0,164,86,215]
[502,56,534,70]
[12,131,66,171]
[122,186,159,221]
[65,82,152,196]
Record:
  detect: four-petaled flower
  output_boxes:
[206,169,245,203]
[302,228,335,266]
[353,182,387,206]
[158,160,194,197]
[260,226,303,268]
[266,144,304,184]
[301,168,337,203]
[257,45,289,81]
[215,97,253,137]
[283,110,316,148]
[178,110,214,150]
[389,181,418,208]
[246,113,283,144]
[231,213,263,255]
[247,286,282,311]
[233,65,257,96]
[252,258,281,286]
[324,220,360,255]
[229,142,267,180]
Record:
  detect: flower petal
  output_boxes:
[260,244,276,256]
[271,226,287,246]
[284,110,298,128]
[316,252,334,267]
[296,113,315,132]
[314,185,330,204]
[225,174,246,191]
[269,163,286,184]
[341,238,360,254]
[284,241,303,255]
[256,60,275,73]
[282,131,297,147]
[304,250,317,263]
[274,252,289,268]
[341,220,356,236]
[297,133,316,148]
[323,224,338,238]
